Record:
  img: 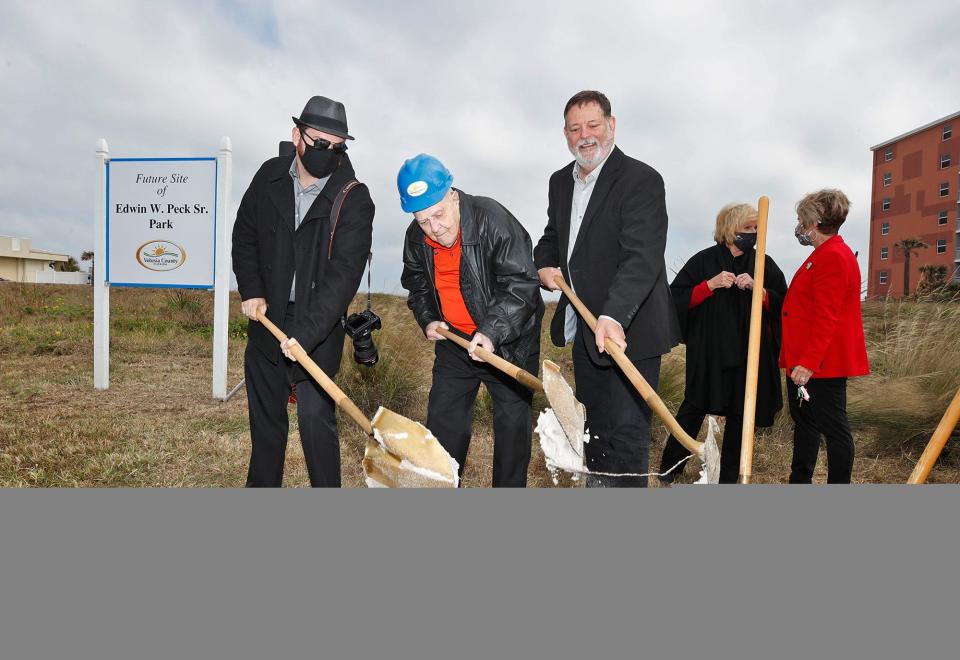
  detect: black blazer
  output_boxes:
[533,146,680,364]
[232,153,375,381]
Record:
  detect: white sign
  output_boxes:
[107,158,217,287]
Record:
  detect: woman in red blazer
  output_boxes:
[780,189,869,483]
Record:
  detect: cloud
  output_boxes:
[1,0,958,298]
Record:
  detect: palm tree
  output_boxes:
[894,238,928,297]
[81,250,94,280]
[53,256,80,272]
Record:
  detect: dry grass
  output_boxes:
[1,282,958,487]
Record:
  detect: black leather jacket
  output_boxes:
[401,190,543,365]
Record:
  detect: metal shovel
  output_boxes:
[552,276,720,483]
[256,312,458,487]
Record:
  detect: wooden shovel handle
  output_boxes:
[435,326,543,392]
[256,312,373,435]
[908,386,960,484]
[738,195,770,484]
[553,276,702,456]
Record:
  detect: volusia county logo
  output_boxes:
[136,241,187,271]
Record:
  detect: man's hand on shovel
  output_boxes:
[595,317,626,354]
[281,337,302,362]
[538,267,562,291]
[241,297,267,321]
[467,332,495,362]
[424,321,449,341]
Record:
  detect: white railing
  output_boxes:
[34,271,90,285]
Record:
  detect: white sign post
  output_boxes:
[93,139,233,398]
[93,139,110,390]
[212,137,233,399]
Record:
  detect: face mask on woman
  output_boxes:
[794,223,814,247]
[733,232,757,252]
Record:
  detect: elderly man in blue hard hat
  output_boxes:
[398,154,543,487]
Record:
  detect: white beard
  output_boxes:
[570,133,614,170]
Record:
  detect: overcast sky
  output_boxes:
[2,0,958,296]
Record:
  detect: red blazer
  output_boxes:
[779,235,869,378]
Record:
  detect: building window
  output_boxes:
[939,211,948,225]
[881,222,889,235]
[882,197,891,210]
[884,147,894,161]
[944,125,953,140]
[937,239,947,254]
[883,172,892,186]
[941,154,951,169]
[880,246,888,260]
[940,182,950,198]
[879,271,888,285]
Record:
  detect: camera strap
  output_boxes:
[364,251,373,312]
[328,179,363,259]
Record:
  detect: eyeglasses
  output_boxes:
[300,129,348,154]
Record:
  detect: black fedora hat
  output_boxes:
[292,95,354,140]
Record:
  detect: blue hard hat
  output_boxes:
[397,154,454,213]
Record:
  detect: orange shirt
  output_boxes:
[425,232,477,335]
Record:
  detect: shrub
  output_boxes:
[850,300,960,448]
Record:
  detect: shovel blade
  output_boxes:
[535,409,586,473]
[363,439,457,488]
[363,407,459,488]
[694,416,722,484]
[541,360,587,457]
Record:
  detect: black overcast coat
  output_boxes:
[534,146,681,364]
[401,190,543,366]
[232,153,374,381]
[672,243,787,426]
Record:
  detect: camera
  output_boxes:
[343,309,381,366]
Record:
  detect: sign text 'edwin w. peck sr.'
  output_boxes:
[107,158,217,288]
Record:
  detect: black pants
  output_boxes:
[426,338,536,487]
[787,377,854,484]
[660,400,744,484]
[572,329,661,488]
[244,306,340,488]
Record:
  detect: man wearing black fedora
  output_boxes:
[232,95,375,487]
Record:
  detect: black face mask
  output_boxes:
[733,232,757,252]
[299,144,340,179]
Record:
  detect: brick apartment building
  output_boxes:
[868,111,960,297]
